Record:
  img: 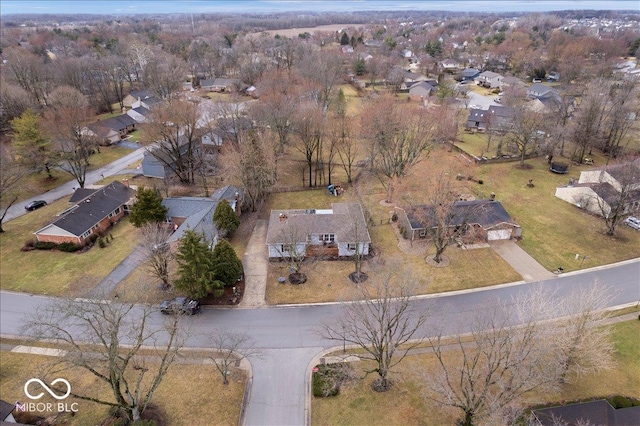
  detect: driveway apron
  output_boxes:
[489,240,556,282]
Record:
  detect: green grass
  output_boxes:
[311,320,640,425]
[456,131,508,158]
[472,157,640,271]
[0,199,139,296]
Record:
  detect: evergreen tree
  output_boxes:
[340,32,350,46]
[211,239,243,287]
[175,230,223,298]
[213,199,240,238]
[11,109,53,178]
[129,187,168,228]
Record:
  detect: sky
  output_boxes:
[1,0,638,15]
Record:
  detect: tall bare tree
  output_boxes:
[45,86,96,188]
[143,100,201,184]
[23,296,186,423]
[508,106,545,167]
[319,271,430,392]
[592,158,640,236]
[139,223,174,290]
[361,94,434,203]
[293,102,324,188]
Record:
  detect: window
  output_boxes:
[347,243,357,251]
[319,234,335,243]
[419,229,427,238]
[80,230,91,239]
[279,244,289,253]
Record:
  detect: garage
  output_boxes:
[487,229,512,240]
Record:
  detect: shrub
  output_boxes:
[312,363,353,397]
[34,241,57,250]
[608,395,636,409]
[24,239,36,248]
[98,237,106,248]
[58,242,82,252]
[89,234,99,243]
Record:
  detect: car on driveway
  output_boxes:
[624,216,640,231]
[25,200,47,211]
[160,297,201,315]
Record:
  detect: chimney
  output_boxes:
[123,179,129,188]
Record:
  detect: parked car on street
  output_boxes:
[160,297,201,315]
[624,216,640,231]
[25,200,47,211]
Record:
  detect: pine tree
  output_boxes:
[11,109,53,178]
[340,32,350,46]
[129,187,168,228]
[213,199,240,238]
[174,230,222,298]
[211,239,243,287]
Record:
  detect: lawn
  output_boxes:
[311,318,640,425]
[0,199,139,296]
[455,131,508,158]
[0,348,245,426]
[472,157,640,271]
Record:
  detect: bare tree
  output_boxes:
[3,46,52,105]
[222,131,274,212]
[292,102,324,188]
[139,223,174,290]
[207,329,260,385]
[334,113,359,184]
[319,271,429,392]
[508,106,545,167]
[361,94,434,203]
[569,82,609,163]
[0,83,38,135]
[600,79,638,158]
[143,100,201,184]
[23,296,186,423]
[45,86,96,188]
[426,298,559,426]
[273,218,311,283]
[0,146,27,233]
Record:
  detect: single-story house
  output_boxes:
[163,185,243,245]
[90,114,137,139]
[34,181,134,245]
[439,58,460,71]
[408,81,436,100]
[396,199,521,242]
[532,399,640,426]
[204,78,246,92]
[476,71,504,88]
[82,124,120,146]
[499,75,524,89]
[200,79,215,91]
[555,159,640,217]
[400,71,429,90]
[123,90,156,108]
[266,203,371,259]
[456,68,481,82]
[142,134,207,180]
[465,105,514,133]
[526,83,555,99]
[126,105,151,123]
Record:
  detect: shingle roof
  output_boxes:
[43,181,133,236]
[211,185,242,203]
[91,114,137,132]
[162,197,219,243]
[533,399,640,426]
[405,200,517,230]
[266,203,371,244]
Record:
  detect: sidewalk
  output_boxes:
[489,240,556,282]
[88,244,145,299]
[238,220,268,308]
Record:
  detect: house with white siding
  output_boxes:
[265,203,370,259]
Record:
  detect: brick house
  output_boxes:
[34,181,134,245]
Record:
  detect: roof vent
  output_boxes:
[86,199,91,203]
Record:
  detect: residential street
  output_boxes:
[2,146,639,426]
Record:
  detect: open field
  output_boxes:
[311,318,640,425]
[0,348,245,426]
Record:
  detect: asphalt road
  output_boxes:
[4,146,146,222]
[2,259,638,426]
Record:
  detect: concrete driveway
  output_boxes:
[239,220,268,308]
[489,240,557,282]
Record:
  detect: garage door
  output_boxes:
[487,229,511,240]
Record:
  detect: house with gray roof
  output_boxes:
[163,185,243,245]
[409,81,436,100]
[126,105,151,123]
[532,399,640,426]
[456,68,481,82]
[476,71,503,88]
[266,203,370,259]
[555,158,640,217]
[396,200,521,242]
[34,181,134,245]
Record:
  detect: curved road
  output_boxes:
[2,259,638,426]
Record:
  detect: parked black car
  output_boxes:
[25,200,47,211]
[159,297,201,315]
